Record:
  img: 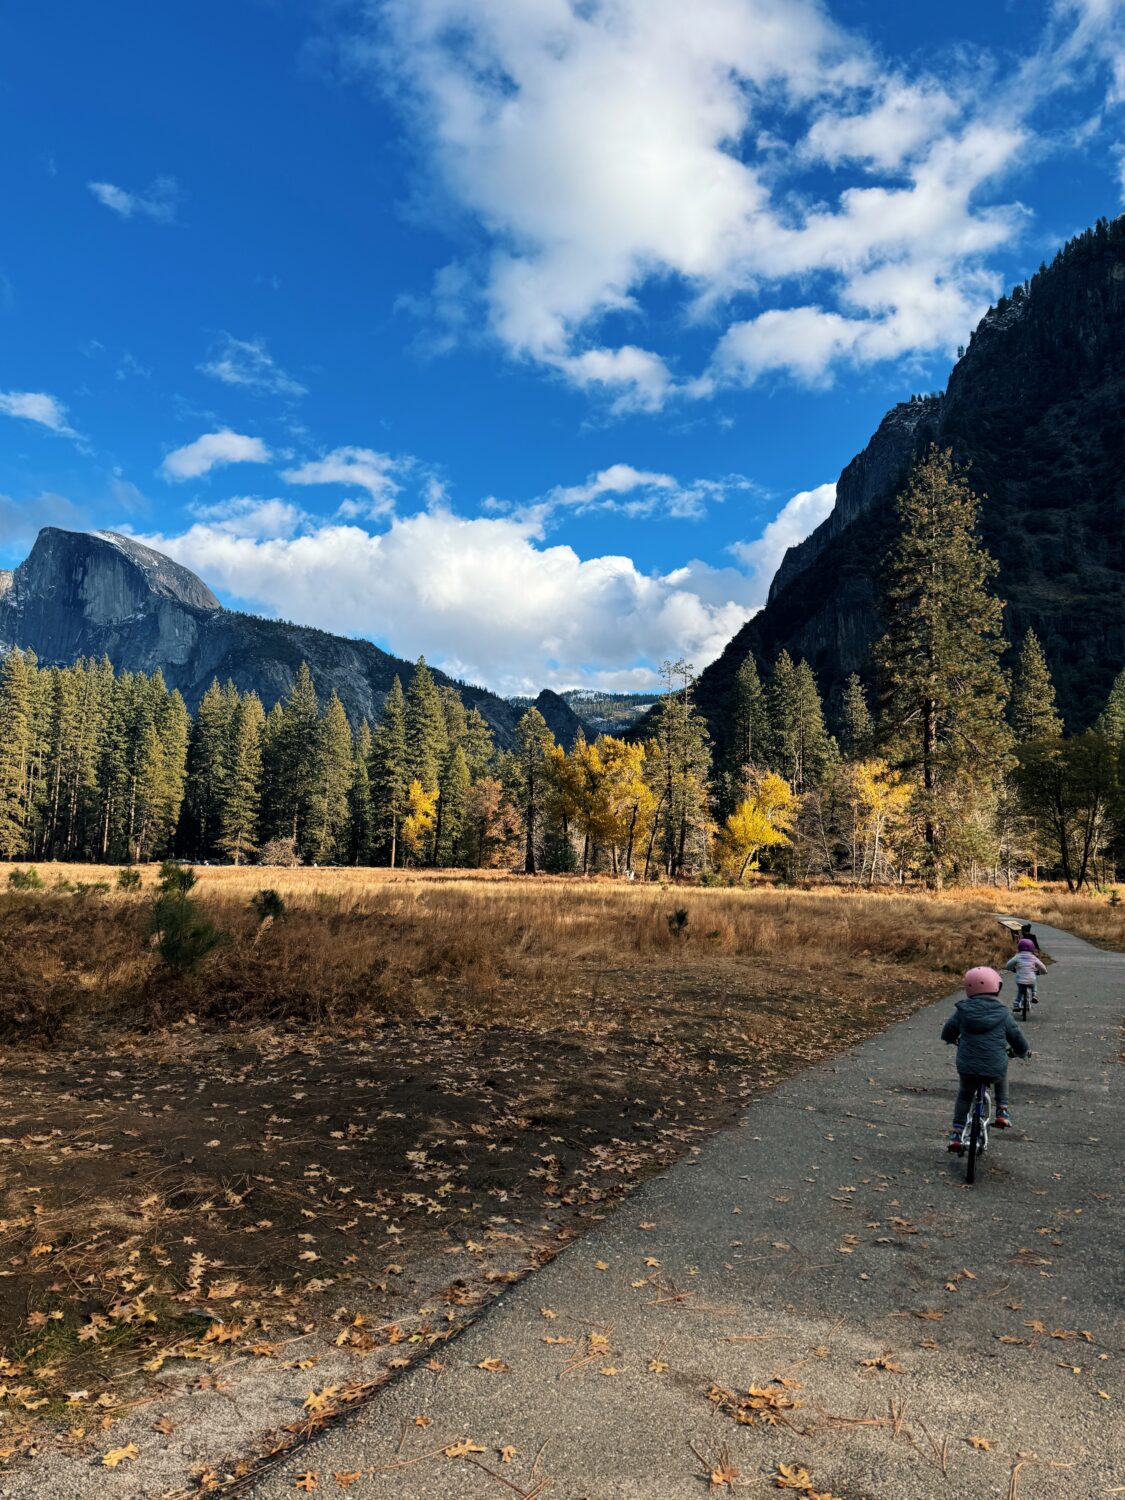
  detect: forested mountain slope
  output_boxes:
[0,527,523,744]
[695,214,1125,742]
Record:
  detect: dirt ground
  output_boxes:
[0,875,1013,1491]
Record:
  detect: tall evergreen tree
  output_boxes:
[347,721,375,865]
[875,446,1011,882]
[1097,667,1125,748]
[275,664,321,854]
[646,659,711,878]
[0,649,35,857]
[1010,629,1063,743]
[435,743,471,866]
[721,654,770,814]
[311,691,354,863]
[460,707,495,782]
[404,659,447,794]
[183,678,235,858]
[370,677,409,866]
[512,707,556,874]
[219,692,264,864]
[839,673,874,759]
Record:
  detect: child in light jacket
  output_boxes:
[1006,940,1047,1008]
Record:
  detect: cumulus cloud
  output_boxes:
[508,462,751,524]
[199,334,306,397]
[345,0,1124,403]
[132,476,832,692]
[0,390,77,437]
[161,429,272,482]
[730,483,836,595]
[88,177,179,223]
[282,447,405,514]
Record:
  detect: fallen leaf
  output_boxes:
[774,1461,813,1489]
[476,1358,509,1373]
[102,1445,139,1468]
[648,1359,669,1373]
[500,1446,517,1464]
[444,1439,486,1458]
[333,1476,362,1491]
[295,1476,317,1493]
[152,1416,175,1435]
[967,1435,992,1450]
[594,1260,609,1271]
[710,1461,740,1489]
[413,1415,432,1428]
[540,1307,556,1319]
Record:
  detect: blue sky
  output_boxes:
[1,0,1123,692]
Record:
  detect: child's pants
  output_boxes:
[953,1070,1008,1126]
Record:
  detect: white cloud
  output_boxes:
[730,483,836,595]
[189,497,307,540]
[518,462,750,523]
[282,447,405,515]
[88,177,179,223]
[199,334,306,397]
[0,390,77,437]
[131,475,832,693]
[161,429,272,482]
[349,0,1124,404]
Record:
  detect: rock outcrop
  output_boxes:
[695,214,1125,738]
[0,528,523,744]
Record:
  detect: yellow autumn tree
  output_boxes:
[400,778,438,865]
[716,771,796,881]
[599,736,653,875]
[846,757,912,884]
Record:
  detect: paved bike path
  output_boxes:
[255,924,1122,1499]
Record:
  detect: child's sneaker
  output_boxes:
[994,1106,1011,1129]
[947,1128,964,1152]
[1032,995,1038,1003]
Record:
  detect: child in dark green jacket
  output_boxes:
[941,966,1030,1149]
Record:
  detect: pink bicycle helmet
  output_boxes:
[1017,938,1036,952]
[964,966,1002,997]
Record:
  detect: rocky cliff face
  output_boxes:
[0,528,523,745]
[696,214,1125,739]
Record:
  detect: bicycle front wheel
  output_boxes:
[966,1113,981,1183]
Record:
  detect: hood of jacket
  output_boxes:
[953,994,1009,1034]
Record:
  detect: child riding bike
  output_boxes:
[1006,939,1047,1011]
[941,967,1030,1149]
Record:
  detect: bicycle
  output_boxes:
[1015,982,1033,1022]
[955,1049,1029,1184]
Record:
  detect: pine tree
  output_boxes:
[839,674,874,759]
[722,654,770,813]
[184,679,235,858]
[404,659,447,794]
[347,721,375,865]
[311,691,353,864]
[512,707,557,874]
[1097,667,1125,748]
[1010,630,1063,743]
[645,659,711,878]
[0,649,36,857]
[219,692,264,864]
[435,744,470,866]
[258,702,287,843]
[460,707,495,782]
[766,651,796,777]
[875,446,1011,882]
[275,663,321,855]
[370,677,409,866]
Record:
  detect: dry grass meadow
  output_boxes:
[1,863,1107,1478]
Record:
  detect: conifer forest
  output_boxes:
[2,448,1121,890]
